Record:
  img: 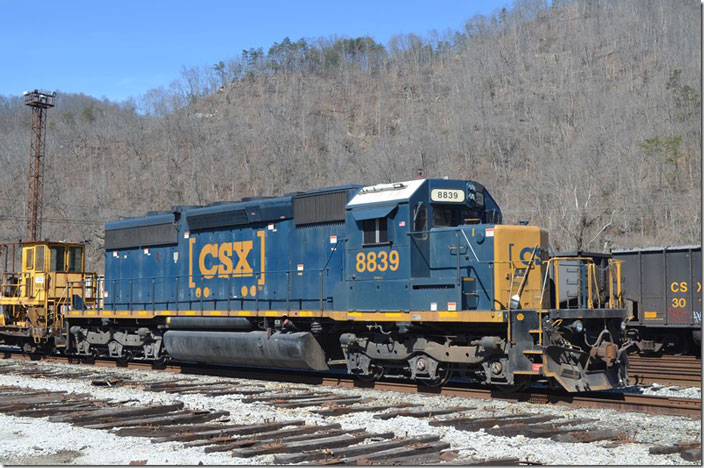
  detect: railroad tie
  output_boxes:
[152,420,308,444]
[373,406,473,420]
[231,431,387,458]
[272,396,368,409]
[649,441,702,462]
[242,391,330,403]
[430,413,556,431]
[343,440,451,465]
[361,449,461,466]
[312,402,418,416]
[192,424,338,450]
[204,426,356,452]
[114,423,248,438]
[84,409,230,430]
[49,402,186,424]
[273,434,442,464]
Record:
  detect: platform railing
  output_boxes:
[540,257,624,310]
[100,267,340,313]
[101,240,347,313]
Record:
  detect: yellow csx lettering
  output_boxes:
[670,281,688,293]
[199,241,253,279]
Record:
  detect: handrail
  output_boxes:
[539,256,623,310]
[408,228,483,263]
[459,229,480,262]
[101,266,338,311]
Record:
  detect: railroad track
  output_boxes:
[4,351,701,419]
[0,353,701,464]
[627,355,702,387]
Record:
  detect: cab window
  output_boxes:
[433,205,457,227]
[50,246,66,271]
[34,246,45,271]
[432,206,483,227]
[413,203,428,240]
[68,247,82,272]
[362,218,388,245]
[24,248,34,270]
[464,208,482,224]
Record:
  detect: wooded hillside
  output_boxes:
[0,0,700,271]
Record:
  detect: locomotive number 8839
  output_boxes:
[0,178,630,392]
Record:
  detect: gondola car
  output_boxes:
[612,245,701,355]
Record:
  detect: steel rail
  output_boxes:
[3,351,700,419]
[627,355,702,387]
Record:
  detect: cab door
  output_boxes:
[346,205,409,311]
[22,245,46,301]
[410,202,430,278]
[21,246,34,298]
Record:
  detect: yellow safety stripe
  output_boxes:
[66,309,506,323]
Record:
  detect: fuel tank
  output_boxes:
[163,330,329,370]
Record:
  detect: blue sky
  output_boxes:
[0,0,511,103]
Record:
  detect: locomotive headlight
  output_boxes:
[620,320,627,331]
[567,320,584,333]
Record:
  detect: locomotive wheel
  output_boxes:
[22,341,38,355]
[116,350,133,366]
[151,355,171,369]
[418,364,452,387]
[81,349,99,364]
[357,364,384,382]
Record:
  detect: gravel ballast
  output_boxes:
[0,359,700,465]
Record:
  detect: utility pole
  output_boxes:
[23,90,56,242]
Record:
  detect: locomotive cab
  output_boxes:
[0,241,96,353]
[344,178,504,312]
[341,178,629,391]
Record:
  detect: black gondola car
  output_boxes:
[612,245,702,355]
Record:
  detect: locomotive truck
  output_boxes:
[0,178,630,392]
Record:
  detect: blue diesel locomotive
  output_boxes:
[66,178,630,391]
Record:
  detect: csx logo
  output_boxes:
[519,246,548,266]
[189,232,266,290]
[199,241,253,278]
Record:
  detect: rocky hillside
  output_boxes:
[0,0,700,271]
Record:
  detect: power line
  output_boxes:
[0,215,108,226]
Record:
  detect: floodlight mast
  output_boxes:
[24,90,56,242]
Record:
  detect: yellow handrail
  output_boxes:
[541,256,623,310]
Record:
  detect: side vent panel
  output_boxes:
[294,191,348,226]
[187,209,248,230]
[105,223,178,250]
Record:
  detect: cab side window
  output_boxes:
[50,246,66,271]
[34,246,45,271]
[362,218,388,245]
[68,247,82,273]
[24,248,34,270]
[413,203,428,240]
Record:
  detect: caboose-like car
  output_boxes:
[1,179,630,392]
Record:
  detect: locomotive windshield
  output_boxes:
[432,205,484,227]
